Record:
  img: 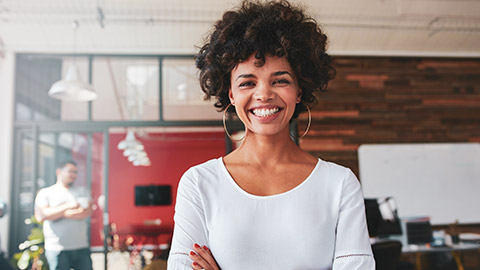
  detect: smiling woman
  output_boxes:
[228,54,300,138]
[196,1,335,120]
[168,1,375,269]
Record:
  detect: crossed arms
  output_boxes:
[35,201,92,222]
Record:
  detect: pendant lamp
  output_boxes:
[48,20,97,102]
[117,130,144,151]
[117,130,151,166]
[48,65,98,101]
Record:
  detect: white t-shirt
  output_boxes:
[168,158,375,270]
[35,184,90,251]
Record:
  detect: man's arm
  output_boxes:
[35,201,79,222]
[63,201,93,220]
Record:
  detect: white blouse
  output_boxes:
[168,158,375,270]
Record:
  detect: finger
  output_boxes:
[193,244,217,269]
[202,245,213,256]
[202,246,219,270]
[191,261,202,270]
[189,251,209,269]
[201,245,217,264]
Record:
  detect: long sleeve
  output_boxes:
[332,169,375,270]
[168,168,209,269]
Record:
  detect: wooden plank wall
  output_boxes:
[298,57,480,177]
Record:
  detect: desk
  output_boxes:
[402,243,480,270]
[403,243,480,253]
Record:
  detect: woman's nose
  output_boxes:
[253,82,275,101]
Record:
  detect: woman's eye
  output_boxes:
[239,81,255,87]
[273,79,290,85]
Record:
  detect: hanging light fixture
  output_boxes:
[118,130,144,151]
[48,65,98,101]
[133,157,151,167]
[117,129,151,166]
[123,148,144,157]
[127,151,147,162]
[48,21,97,102]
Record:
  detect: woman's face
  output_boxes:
[229,54,301,137]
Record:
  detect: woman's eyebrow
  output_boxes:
[273,71,292,77]
[235,74,256,82]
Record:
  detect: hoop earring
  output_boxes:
[299,104,311,138]
[223,104,245,141]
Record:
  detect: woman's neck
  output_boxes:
[229,129,303,166]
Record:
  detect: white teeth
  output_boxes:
[252,108,279,117]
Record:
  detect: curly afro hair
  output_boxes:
[196,0,335,118]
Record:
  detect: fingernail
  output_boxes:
[194,243,200,248]
[193,262,199,266]
[203,245,209,251]
[190,251,196,256]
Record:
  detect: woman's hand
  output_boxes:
[189,243,220,270]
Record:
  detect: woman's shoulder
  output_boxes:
[316,158,352,174]
[309,159,361,202]
[180,157,224,183]
[184,157,222,174]
[314,158,358,185]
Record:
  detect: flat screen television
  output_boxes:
[135,185,171,206]
[365,197,402,238]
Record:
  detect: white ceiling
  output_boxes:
[0,0,479,56]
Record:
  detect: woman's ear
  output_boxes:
[229,88,235,105]
[296,90,302,103]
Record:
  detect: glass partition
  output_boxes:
[14,55,90,122]
[11,52,227,267]
[92,57,160,121]
[162,58,222,121]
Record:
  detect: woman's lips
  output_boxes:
[249,107,283,122]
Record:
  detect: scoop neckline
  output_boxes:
[218,157,321,199]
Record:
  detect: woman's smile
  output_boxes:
[249,105,283,120]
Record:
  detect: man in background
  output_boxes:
[35,161,93,270]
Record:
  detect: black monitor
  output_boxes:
[365,197,402,238]
[135,185,172,206]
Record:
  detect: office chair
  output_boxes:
[371,240,402,270]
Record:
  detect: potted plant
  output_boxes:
[12,216,48,270]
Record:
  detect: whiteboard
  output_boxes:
[358,143,480,225]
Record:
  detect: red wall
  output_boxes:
[94,131,225,246]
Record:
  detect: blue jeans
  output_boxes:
[45,248,92,270]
